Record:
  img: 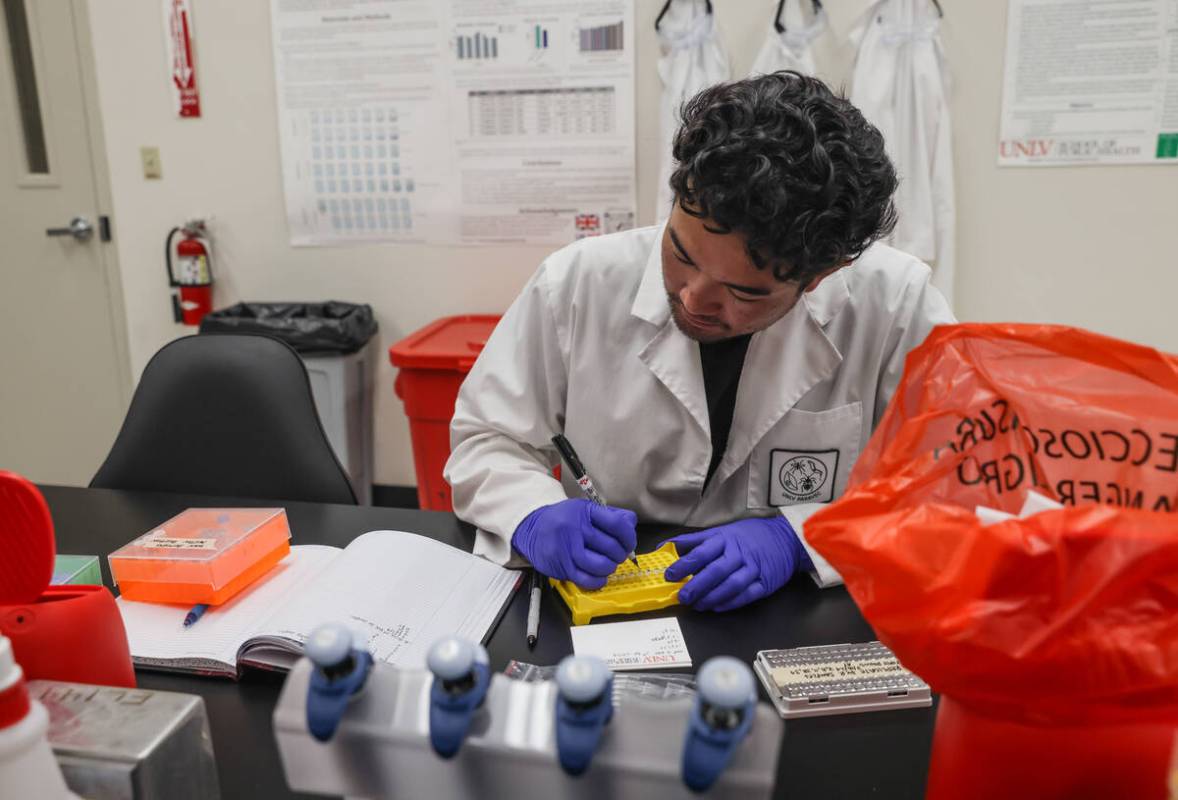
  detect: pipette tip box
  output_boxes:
[753,641,932,719]
[108,508,291,605]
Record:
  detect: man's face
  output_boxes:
[661,204,818,343]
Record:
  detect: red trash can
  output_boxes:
[389,315,500,511]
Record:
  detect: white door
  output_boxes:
[0,0,129,485]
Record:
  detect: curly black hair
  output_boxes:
[670,71,898,285]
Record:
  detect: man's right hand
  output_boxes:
[510,498,638,589]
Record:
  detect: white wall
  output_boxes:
[86,0,1178,489]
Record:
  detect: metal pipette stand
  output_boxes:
[273,625,782,800]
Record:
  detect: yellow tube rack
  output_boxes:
[550,541,686,626]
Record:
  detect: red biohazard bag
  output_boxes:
[804,323,1178,799]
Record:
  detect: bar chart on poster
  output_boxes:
[579,20,624,52]
[269,0,635,247]
[456,33,498,60]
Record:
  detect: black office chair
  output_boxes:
[91,334,357,504]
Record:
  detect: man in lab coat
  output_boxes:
[444,71,954,612]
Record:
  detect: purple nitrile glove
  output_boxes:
[662,516,813,612]
[511,498,638,590]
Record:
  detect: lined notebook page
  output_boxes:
[257,530,521,669]
[116,545,340,671]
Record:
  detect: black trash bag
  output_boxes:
[200,302,378,354]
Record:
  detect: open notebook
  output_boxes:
[116,530,522,679]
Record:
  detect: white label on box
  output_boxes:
[770,656,906,687]
[139,530,217,550]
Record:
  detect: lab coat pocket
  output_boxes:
[747,402,863,509]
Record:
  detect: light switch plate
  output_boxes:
[140,146,162,179]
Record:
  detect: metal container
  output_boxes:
[30,680,220,800]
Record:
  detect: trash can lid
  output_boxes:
[389,315,501,371]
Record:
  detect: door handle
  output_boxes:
[45,216,94,242]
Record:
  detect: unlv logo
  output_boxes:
[999,139,1054,159]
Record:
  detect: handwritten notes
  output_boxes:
[769,656,908,688]
[570,618,691,671]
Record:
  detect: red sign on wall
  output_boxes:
[164,0,201,118]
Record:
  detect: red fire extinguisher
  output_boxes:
[165,220,213,326]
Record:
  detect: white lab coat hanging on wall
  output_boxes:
[849,0,956,306]
[749,0,827,77]
[656,0,729,223]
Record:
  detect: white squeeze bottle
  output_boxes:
[0,634,76,800]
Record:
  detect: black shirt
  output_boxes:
[699,333,753,488]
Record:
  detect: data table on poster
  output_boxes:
[467,87,616,137]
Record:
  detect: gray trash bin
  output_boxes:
[302,340,376,504]
[200,302,378,504]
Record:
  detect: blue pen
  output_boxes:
[183,603,210,627]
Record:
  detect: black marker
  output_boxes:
[552,434,639,567]
[526,569,541,647]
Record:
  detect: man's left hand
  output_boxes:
[661,517,812,612]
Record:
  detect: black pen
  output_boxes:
[551,434,639,567]
[526,570,541,647]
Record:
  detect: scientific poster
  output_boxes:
[999,0,1178,166]
[269,0,636,245]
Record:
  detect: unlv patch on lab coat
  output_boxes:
[768,449,839,506]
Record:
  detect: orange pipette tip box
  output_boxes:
[108,508,291,605]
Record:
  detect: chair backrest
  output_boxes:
[91,334,357,505]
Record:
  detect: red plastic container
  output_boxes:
[0,471,135,688]
[389,315,500,511]
[926,696,1175,800]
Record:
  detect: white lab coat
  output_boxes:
[849,0,956,306]
[656,0,729,223]
[749,1,827,77]
[445,225,955,588]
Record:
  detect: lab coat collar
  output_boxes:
[633,223,707,436]
[712,289,844,486]
[638,317,711,439]
[802,267,851,327]
[631,224,670,326]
